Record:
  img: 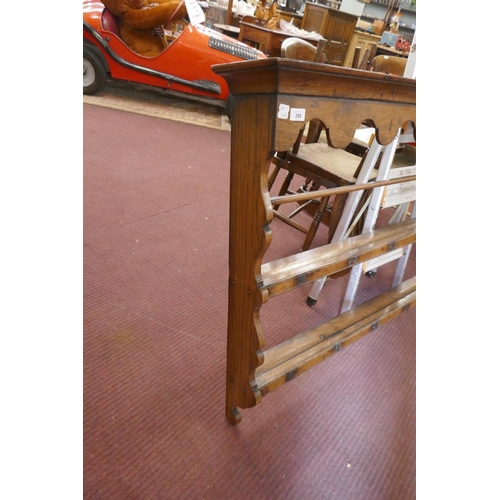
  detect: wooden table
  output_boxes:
[213,23,240,39]
[238,16,325,57]
[212,58,416,425]
[376,44,409,58]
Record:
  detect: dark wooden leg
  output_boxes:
[268,151,288,191]
[273,171,295,212]
[302,195,330,251]
[268,164,280,191]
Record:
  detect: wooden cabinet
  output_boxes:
[278,10,303,27]
[300,3,358,65]
[343,30,381,68]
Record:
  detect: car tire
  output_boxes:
[83,44,107,95]
[225,94,233,122]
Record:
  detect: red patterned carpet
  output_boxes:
[83,102,416,499]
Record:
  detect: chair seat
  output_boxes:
[392,144,416,168]
[289,143,372,184]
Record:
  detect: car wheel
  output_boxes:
[83,45,107,95]
[225,94,233,122]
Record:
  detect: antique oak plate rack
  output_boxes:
[212,58,416,425]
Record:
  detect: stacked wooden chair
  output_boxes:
[270,38,378,252]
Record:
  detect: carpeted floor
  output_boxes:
[83,80,231,132]
[83,99,416,499]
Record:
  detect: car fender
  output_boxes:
[83,0,267,100]
[84,20,222,95]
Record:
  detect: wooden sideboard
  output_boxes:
[300,2,358,65]
[278,10,303,27]
[212,58,416,425]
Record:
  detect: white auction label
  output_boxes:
[185,0,206,25]
[290,108,306,121]
[277,103,290,120]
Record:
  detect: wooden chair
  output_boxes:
[269,121,379,251]
[269,39,378,251]
[371,54,407,76]
[280,37,327,63]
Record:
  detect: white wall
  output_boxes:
[339,0,365,16]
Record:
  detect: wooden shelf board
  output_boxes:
[255,276,416,396]
[261,218,416,297]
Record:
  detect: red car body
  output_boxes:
[83,0,266,102]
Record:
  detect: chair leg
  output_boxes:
[302,195,330,251]
[273,171,295,212]
[287,179,319,219]
[288,199,315,219]
[278,171,294,196]
[268,152,289,191]
[268,164,281,191]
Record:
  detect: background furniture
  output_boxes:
[238,15,325,57]
[280,36,327,63]
[360,0,416,45]
[278,9,304,26]
[213,22,240,38]
[300,2,358,65]
[212,58,416,425]
[270,133,374,251]
[372,54,407,75]
[344,30,381,67]
[376,44,409,58]
[357,41,378,70]
[273,37,372,252]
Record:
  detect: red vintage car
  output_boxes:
[83,0,266,103]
